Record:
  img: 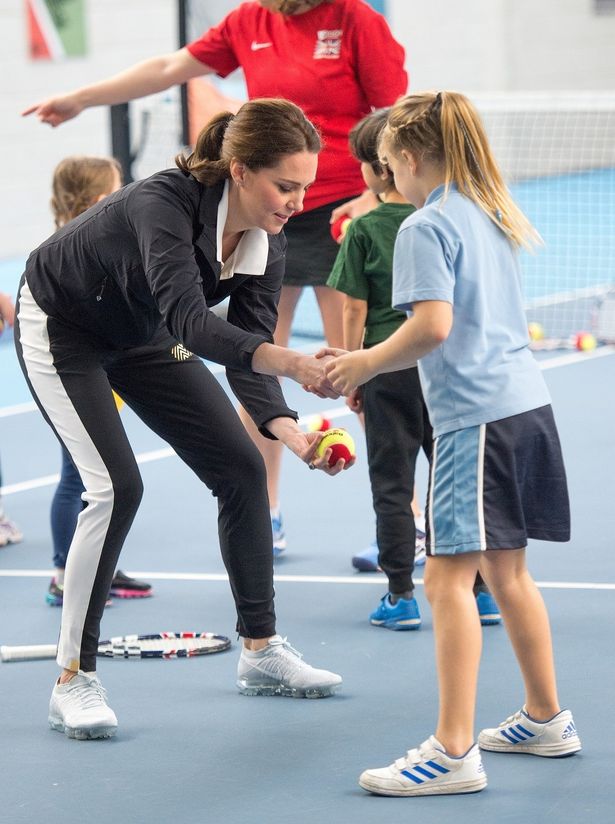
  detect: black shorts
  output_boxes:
[426,405,570,555]
[283,197,354,287]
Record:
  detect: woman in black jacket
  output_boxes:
[15,99,350,740]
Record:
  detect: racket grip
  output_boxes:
[0,644,57,662]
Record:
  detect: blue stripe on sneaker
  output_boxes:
[425,760,450,774]
[400,770,424,784]
[506,728,527,742]
[515,725,535,738]
[500,730,521,744]
[413,766,438,779]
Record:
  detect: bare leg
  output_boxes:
[479,549,560,720]
[424,553,482,755]
[314,285,345,348]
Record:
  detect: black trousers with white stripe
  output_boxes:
[16,279,276,672]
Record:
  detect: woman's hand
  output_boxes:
[22,93,84,127]
[251,343,340,398]
[297,353,340,399]
[266,419,354,475]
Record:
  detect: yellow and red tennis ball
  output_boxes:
[528,321,544,342]
[574,331,597,351]
[330,214,352,242]
[307,414,331,433]
[316,428,356,467]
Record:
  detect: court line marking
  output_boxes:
[0,409,351,496]
[1,344,612,419]
[1,345,613,496]
[0,569,613,591]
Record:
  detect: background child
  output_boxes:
[46,156,152,606]
[326,91,580,796]
[328,109,500,630]
[0,292,24,548]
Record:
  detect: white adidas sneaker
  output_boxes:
[478,707,581,757]
[359,736,487,797]
[237,635,342,698]
[49,672,118,740]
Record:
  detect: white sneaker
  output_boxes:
[478,707,581,757]
[359,736,487,797]
[49,672,118,740]
[237,635,342,698]
[0,518,23,547]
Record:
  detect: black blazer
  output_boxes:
[24,169,296,430]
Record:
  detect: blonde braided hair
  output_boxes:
[382,91,541,250]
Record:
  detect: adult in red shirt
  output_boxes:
[24,0,408,555]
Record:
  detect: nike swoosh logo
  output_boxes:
[251,41,272,51]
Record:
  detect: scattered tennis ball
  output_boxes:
[528,321,544,342]
[574,331,597,351]
[315,428,356,467]
[307,414,331,432]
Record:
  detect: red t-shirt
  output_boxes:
[187,0,408,212]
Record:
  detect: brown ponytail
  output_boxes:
[383,91,540,249]
[175,98,321,185]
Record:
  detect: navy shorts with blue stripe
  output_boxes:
[426,405,570,555]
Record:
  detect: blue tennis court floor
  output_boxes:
[1,334,614,823]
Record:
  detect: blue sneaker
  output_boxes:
[352,540,380,572]
[369,593,421,631]
[272,512,286,557]
[476,591,501,626]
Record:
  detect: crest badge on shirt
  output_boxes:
[313,29,343,59]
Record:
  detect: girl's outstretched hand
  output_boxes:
[324,350,375,397]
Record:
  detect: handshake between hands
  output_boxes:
[301,347,375,399]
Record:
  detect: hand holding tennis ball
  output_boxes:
[315,428,356,468]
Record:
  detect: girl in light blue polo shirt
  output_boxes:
[325,90,580,797]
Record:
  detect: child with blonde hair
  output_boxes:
[47,156,153,606]
[326,91,580,796]
[328,108,500,630]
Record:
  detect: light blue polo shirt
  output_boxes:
[392,184,551,437]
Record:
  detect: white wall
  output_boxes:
[2,0,615,258]
[389,0,615,93]
[1,0,176,258]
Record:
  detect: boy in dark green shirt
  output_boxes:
[327,109,500,630]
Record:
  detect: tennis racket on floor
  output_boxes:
[0,632,231,662]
